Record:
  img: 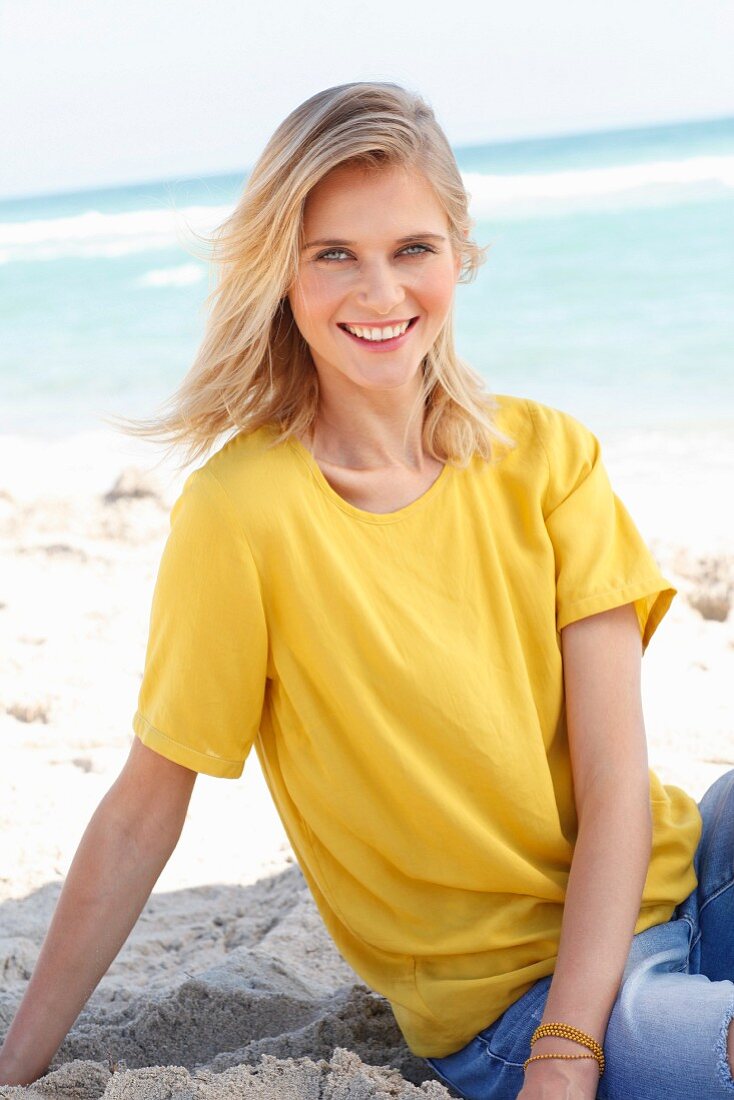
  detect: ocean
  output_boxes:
[1,115,732,466]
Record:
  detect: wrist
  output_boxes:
[525,1035,603,1083]
[525,1049,600,1070]
[524,1054,601,1088]
[530,1034,601,1058]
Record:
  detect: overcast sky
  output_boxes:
[1,0,733,201]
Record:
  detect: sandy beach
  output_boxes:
[1,425,732,1099]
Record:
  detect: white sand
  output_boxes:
[0,426,732,1099]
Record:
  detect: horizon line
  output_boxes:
[1,109,732,207]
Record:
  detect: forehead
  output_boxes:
[302,163,448,235]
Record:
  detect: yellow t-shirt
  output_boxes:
[133,394,702,1058]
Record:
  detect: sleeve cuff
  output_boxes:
[557,579,677,654]
[132,711,245,778]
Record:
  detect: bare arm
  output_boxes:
[520,602,653,1097]
[0,738,197,1086]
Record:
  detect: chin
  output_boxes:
[352,368,423,391]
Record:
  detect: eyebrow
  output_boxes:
[303,232,447,250]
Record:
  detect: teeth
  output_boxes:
[344,320,410,341]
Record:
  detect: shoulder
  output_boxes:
[200,422,285,487]
[489,392,597,470]
[491,394,594,450]
[174,423,301,542]
[485,395,602,515]
[497,392,599,462]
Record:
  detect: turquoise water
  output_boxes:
[1,115,732,439]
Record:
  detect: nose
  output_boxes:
[356,258,407,316]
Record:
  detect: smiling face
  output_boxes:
[288,162,461,398]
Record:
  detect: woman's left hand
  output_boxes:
[516,1056,601,1099]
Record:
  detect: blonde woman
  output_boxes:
[0,82,731,1100]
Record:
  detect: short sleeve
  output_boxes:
[132,466,268,777]
[529,401,676,653]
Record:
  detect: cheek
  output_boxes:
[418,267,457,317]
[290,274,338,335]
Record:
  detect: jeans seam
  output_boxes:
[699,875,734,917]
[679,912,701,958]
[424,1057,472,1099]
[689,878,734,956]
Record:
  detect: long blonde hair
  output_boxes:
[111,81,513,471]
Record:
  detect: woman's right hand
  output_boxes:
[0,738,197,1086]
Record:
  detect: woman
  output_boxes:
[0,82,732,1100]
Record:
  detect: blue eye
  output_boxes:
[314,243,436,263]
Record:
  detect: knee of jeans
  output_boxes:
[720,1003,734,1089]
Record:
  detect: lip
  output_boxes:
[339,318,414,328]
[337,316,419,351]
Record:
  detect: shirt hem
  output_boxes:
[557,579,676,652]
[132,711,245,778]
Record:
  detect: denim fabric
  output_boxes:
[425,769,734,1099]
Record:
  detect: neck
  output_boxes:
[306,371,430,471]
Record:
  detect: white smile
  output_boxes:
[340,319,413,342]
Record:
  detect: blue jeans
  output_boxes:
[425,768,734,1099]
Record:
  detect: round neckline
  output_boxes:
[288,435,454,524]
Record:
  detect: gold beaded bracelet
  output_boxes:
[524,1052,599,1071]
[529,1022,605,1076]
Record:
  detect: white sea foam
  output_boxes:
[0,202,231,265]
[1,155,732,265]
[463,154,734,219]
[137,263,207,287]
